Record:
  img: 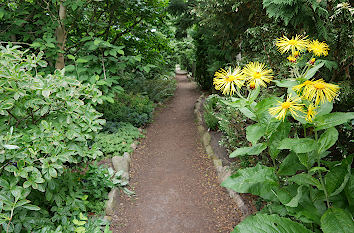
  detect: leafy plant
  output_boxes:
[0,46,105,232]
[97,92,154,127]
[213,35,354,232]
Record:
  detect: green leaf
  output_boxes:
[22,204,40,211]
[278,138,317,154]
[273,79,297,88]
[222,164,278,201]
[42,90,51,98]
[304,62,324,80]
[278,152,306,176]
[325,156,352,196]
[314,112,354,130]
[76,58,89,63]
[65,65,75,72]
[288,173,321,189]
[284,185,303,207]
[67,54,75,60]
[239,107,256,120]
[232,214,313,233]
[317,127,338,154]
[49,167,57,178]
[246,123,266,144]
[73,218,86,226]
[321,208,354,233]
[229,143,267,158]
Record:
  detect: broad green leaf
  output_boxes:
[273,79,297,88]
[246,123,266,144]
[278,138,317,154]
[304,61,324,80]
[344,175,354,206]
[288,173,321,189]
[316,101,333,117]
[317,127,338,154]
[65,65,75,72]
[314,112,354,130]
[278,152,305,176]
[239,107,256,120]
[67,54,75,60]
[229,143,267,158]
[325,156,352,196]
[268,121,291,159]
[321,208,354,233]
[49,167,57,178]
[232,214,313,233]
[76,58,89,63]
[284,185,303,207]
[248,87,260,102]
[222,164,278,201]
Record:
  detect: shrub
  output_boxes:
[0,46,106,231]
[203,95,219,130]
[93,122,142,157]
[97,92,154,127]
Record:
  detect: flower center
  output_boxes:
[288,40,297,45]
[254,72,262,79]
[281,102,291,109]
[314,83,325,89]
[225,75,236,82]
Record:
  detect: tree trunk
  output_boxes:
[55,1,66,70]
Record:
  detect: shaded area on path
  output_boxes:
[111,73,241,233]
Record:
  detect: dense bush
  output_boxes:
[97,92,154,127]
[0,46,121,232]
[94,122,142,157]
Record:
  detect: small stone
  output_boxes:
[112,155,130,173]
[202,132,211,146]
[105,188,120,216]
[103,216,112,222]
[197,125,205,134]
[205,145,214,157]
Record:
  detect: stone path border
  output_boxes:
[104,136,141,219]
[194,94,251,219]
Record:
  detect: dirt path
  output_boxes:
[111,73,241,233]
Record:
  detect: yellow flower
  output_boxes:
[276,35,309,54]
[242,62,273,88]
[308,40,329,57]
[213,67,245,96]
[293,51,300,58]
[302,79,340,105]
[293,80,314,93]
[287,55,297,63]
[269,94,305,121]
[306,104,317,122]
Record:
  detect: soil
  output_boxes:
[110,73,241,233]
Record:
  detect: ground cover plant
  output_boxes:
[209,35,354,232]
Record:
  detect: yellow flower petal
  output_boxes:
[242,62,273,88]
[213,67,245,96]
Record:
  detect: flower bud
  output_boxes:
[309,58,315,65]
[287,55,297,63]
[249,82,256,90]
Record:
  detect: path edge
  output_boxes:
[104,129,142,220]
[194,93,251,219]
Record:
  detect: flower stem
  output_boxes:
[314,129,331,208]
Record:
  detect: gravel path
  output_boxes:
[111,73,241,233]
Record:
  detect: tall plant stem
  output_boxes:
[303,125,307,137]
[314,129,331,208]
